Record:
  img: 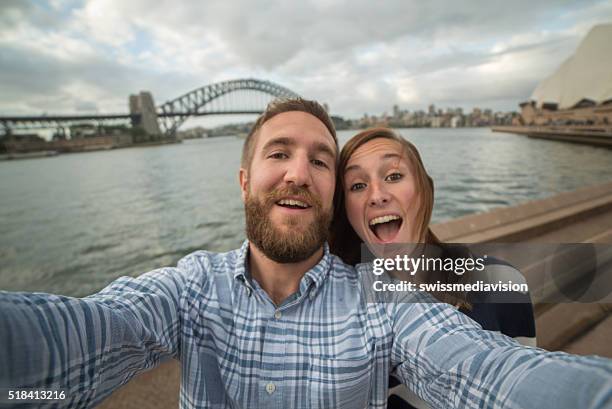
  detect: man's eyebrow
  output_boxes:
[344,152,402,174]
[313,142,336,159]
[261,136,336,159]
[261,136,295,152]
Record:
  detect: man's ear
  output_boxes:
[239,167,248,202]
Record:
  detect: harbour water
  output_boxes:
[1,128,611,297]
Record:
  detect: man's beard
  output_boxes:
[245,185,331,263]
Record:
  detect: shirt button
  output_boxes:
[274,310,282,320]
[265,382,276,394]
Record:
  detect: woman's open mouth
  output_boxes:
[368,214,403,243]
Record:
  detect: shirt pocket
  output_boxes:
[308,348,375,409]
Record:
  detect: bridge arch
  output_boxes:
[157,79,300,136]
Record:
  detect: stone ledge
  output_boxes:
[432,181,612,242]
[563,315,612,358]
[536,303,612,351]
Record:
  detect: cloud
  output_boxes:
[1,0,611,121]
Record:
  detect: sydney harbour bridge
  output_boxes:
[0,79,300,138]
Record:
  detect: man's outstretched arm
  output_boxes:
[0,266,190,407]
[387,297,612,409]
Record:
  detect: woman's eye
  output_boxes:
[311,159,328,168]
[350,182,366,191]
[269,152,288,159]
[385,172,403,182]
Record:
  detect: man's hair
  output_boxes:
[241,98,338,168]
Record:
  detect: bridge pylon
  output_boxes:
[129,91,162,140]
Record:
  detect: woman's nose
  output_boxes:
[368,184,390,206]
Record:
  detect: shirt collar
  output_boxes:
[233,240,251,284]
[233,240,332,290]
[303,242,332,289]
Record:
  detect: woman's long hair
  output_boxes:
[329,127,470,308]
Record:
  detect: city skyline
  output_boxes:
[199,101,515,136]
[1,1,612,129]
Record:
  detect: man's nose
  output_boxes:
[283,155,312,187]
[369,182,390,207]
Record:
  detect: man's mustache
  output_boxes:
[263,186,323,209]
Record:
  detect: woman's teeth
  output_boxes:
[369,215,403,242]
[369,215,401,226]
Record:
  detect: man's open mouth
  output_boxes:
[276,198,312,210]
[369,214,403,242]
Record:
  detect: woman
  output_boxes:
[330,127,536,409]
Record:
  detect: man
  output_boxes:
[0,98,611,409]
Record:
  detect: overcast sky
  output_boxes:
[1,0,611,126]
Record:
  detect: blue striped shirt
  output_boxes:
[0,241,611,408]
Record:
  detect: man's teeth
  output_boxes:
[369,215,401,226]
[278,199,309,208]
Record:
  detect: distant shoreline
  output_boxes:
[0,138,182,161]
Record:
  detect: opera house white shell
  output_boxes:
[530,24,612,110]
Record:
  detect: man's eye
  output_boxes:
[350,182,366,192]
[385,173,403,182]
[269,152,288,159]
[311,159,328,168]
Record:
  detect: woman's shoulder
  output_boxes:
[463,300,535,334]
[462,255,536,339]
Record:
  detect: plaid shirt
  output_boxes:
[1,240,611,408]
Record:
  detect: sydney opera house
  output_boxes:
[518,24,612,126]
